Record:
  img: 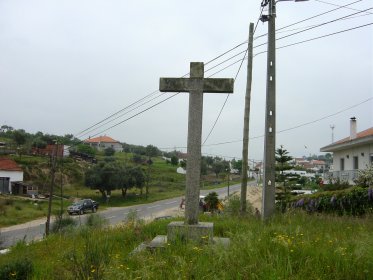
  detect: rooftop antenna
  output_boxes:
[330,124,335,143]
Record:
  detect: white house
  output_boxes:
[320,118,373,183]
[84,136,123,152]
[0,158,23,194]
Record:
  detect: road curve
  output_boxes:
[1,183,248,249]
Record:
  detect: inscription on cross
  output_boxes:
[160,62,234,225]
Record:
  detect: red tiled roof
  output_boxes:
[83,136,120,144]
[0,158,23,171]
[334,127,373,144]
[311,160,325,165]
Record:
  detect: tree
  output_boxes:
[180,159,187,169]
[204,192,220,212]
[211,160,230,178]
[275,145,293,211]
[170,155,179,166]
[145,145,159,158]
[231,159,243,174]
[13,130,27,146]
[104,147,115,157]
[132,154,145,164]
[77,144,96,157]
[131,166,146,195]
[275,145,293,175]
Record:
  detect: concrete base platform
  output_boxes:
[130,222,230,255]
[213,237,230,248]
[167,221,213,243]
[148,235,167,248]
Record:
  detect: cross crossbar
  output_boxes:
[159,78,234,93]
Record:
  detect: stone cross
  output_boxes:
[159,62,234,225]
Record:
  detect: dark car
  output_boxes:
[67,199,99,215]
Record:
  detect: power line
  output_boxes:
[74,89,159,137]
[77,91,167,138]
[71,0,368,142]
[160,97,372,150]
[254,7,373,49]
[275,21,372,51]
[206,11,371,77]
[201,6,265,146]
[315,0,373,15]
[88,92,181,139]
[254,0,364,40]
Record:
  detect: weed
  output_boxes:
[65,229,113,280]
[0,258,33,280]
[51,215,77,234]
[85,214,107,228]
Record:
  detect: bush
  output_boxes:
[224,195,241,216]
[0,258,33,280]
[51,215,77,234]
[286,186,373,216]
[224,195,254,216]
[354,164,373,187]
[85,214,107,228]
[204,192,219,212]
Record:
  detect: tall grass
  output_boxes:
[0,210,372,279]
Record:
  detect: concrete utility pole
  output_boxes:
[260,0,308,219]
[240,22,254,214]
[261,0,277,219]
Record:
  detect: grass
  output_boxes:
[0,196,71,227]
[0,210,372,279]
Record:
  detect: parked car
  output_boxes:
[67,199,99,215]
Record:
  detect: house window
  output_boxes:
[340,158,345,171]
[353,156,358,170]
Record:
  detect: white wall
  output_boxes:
[332,143,373,171]
[0,170,23,193]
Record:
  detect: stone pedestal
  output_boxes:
[131,221,230,254]
[167,221,213,243]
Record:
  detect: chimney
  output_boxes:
[350,117,357,140]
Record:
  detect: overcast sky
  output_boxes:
[0,0,372,161]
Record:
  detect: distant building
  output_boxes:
[84,136,123,152]
[31,144,70,157]
[310,160,326,171]
[320,118,373,183]
[0,158,23,194]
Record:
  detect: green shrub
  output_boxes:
[64,229,113,280]
[85,214,107,228]
[0,258,33,280]
[204,192,219,212]
[286,186,373,216]
[224,195,241,215]
[51,215,77,234]
[354,164,373,187]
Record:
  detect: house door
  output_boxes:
[0,177,10,193]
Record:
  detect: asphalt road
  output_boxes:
[0,183,244,250]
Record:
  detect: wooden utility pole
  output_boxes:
[45,142,57,236]
[261,0,277,219]
[240,22,254,214]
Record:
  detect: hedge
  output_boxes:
[284,187,373,216]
